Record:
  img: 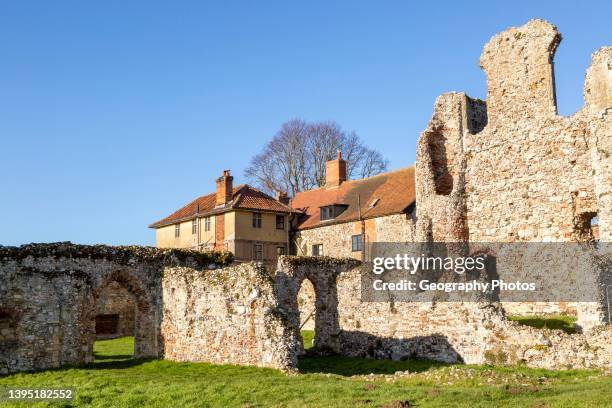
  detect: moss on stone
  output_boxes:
[0,242,233,268]
[280,255,361,268]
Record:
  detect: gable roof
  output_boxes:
[149,185,293,229]
[291,166,416,230]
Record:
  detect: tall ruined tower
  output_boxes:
[415,20,611,329]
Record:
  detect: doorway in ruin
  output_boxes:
[297,278,316,352]
[0,309,17,368]
[95,281,136,341]
[91,271,153,361]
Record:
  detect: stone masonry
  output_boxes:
[415,20,611,323]
[0,243,235,374]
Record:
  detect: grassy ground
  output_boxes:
[301,329,314,350]
[508,314,577,334]
[1,336,610,407]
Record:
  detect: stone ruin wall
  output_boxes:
[415,20,611,321]
[160,262,295,369]
[284,258,611,370]
[0,243,281,374]
[333,266,611,370]
[1,243,610,375]
[0,244,167,374]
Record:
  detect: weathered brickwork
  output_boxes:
[160,262,295,370]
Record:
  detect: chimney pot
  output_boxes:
[216,170,233,206]
[325,151,347,188]
[276,191,290,205]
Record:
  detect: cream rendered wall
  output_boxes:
[233,211,287,243]
[198,215,217,249]
[155,215,216,249]
[155,220,195,249]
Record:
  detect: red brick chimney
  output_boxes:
[276,191,290,205]
[325,151,347,188]
[216,170,233,206]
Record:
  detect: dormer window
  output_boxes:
[320,205,348,221]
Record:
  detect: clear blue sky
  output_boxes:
[1,1,610,246]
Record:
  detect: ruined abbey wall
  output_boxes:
[415,20,611,323]
[0,243,238,374]
[160,262,295,369]
[416,20,610,243]
[331,265,611,369]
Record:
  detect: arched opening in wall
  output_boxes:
[468,249,499,302]
[575,211,599,242]
[0,310,17,361]
[297,278,316,352]
[94,280,138,361]
[427,131,453,196]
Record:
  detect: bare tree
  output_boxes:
[245,119,388,195]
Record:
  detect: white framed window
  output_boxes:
[192,219,197,235]
[312,244,323,257]
[351,234,363,252]
[174,223,180,238]
[252,213,262,228]
[204,216,211,232]
[253,244,264,261]
[276,215,285,230]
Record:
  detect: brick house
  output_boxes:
[149,170,295,263]
[290,153,417,260]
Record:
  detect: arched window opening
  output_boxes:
[297,278,316,352]
[428,132,453,196]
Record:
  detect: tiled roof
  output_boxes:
[149,185,293,228]
[291,166,416,230]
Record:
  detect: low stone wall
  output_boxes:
[0,263,91,374]
[0,243,233,374]
[332,266,611,370]
[501,302,577,317]
[160,262,295,370]
[2,244,609,375]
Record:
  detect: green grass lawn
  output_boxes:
[1,336,610,407]
[301,329,314,350]
[508,314,577,334]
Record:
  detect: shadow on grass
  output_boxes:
[298,355,448,376]
[86,358,154,370]
[508,315,577,334]
[93,353,134,361]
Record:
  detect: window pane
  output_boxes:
[253,213,262,228]
[254,244,263,260]
[276,215,285,229]
[352,235,362,252]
